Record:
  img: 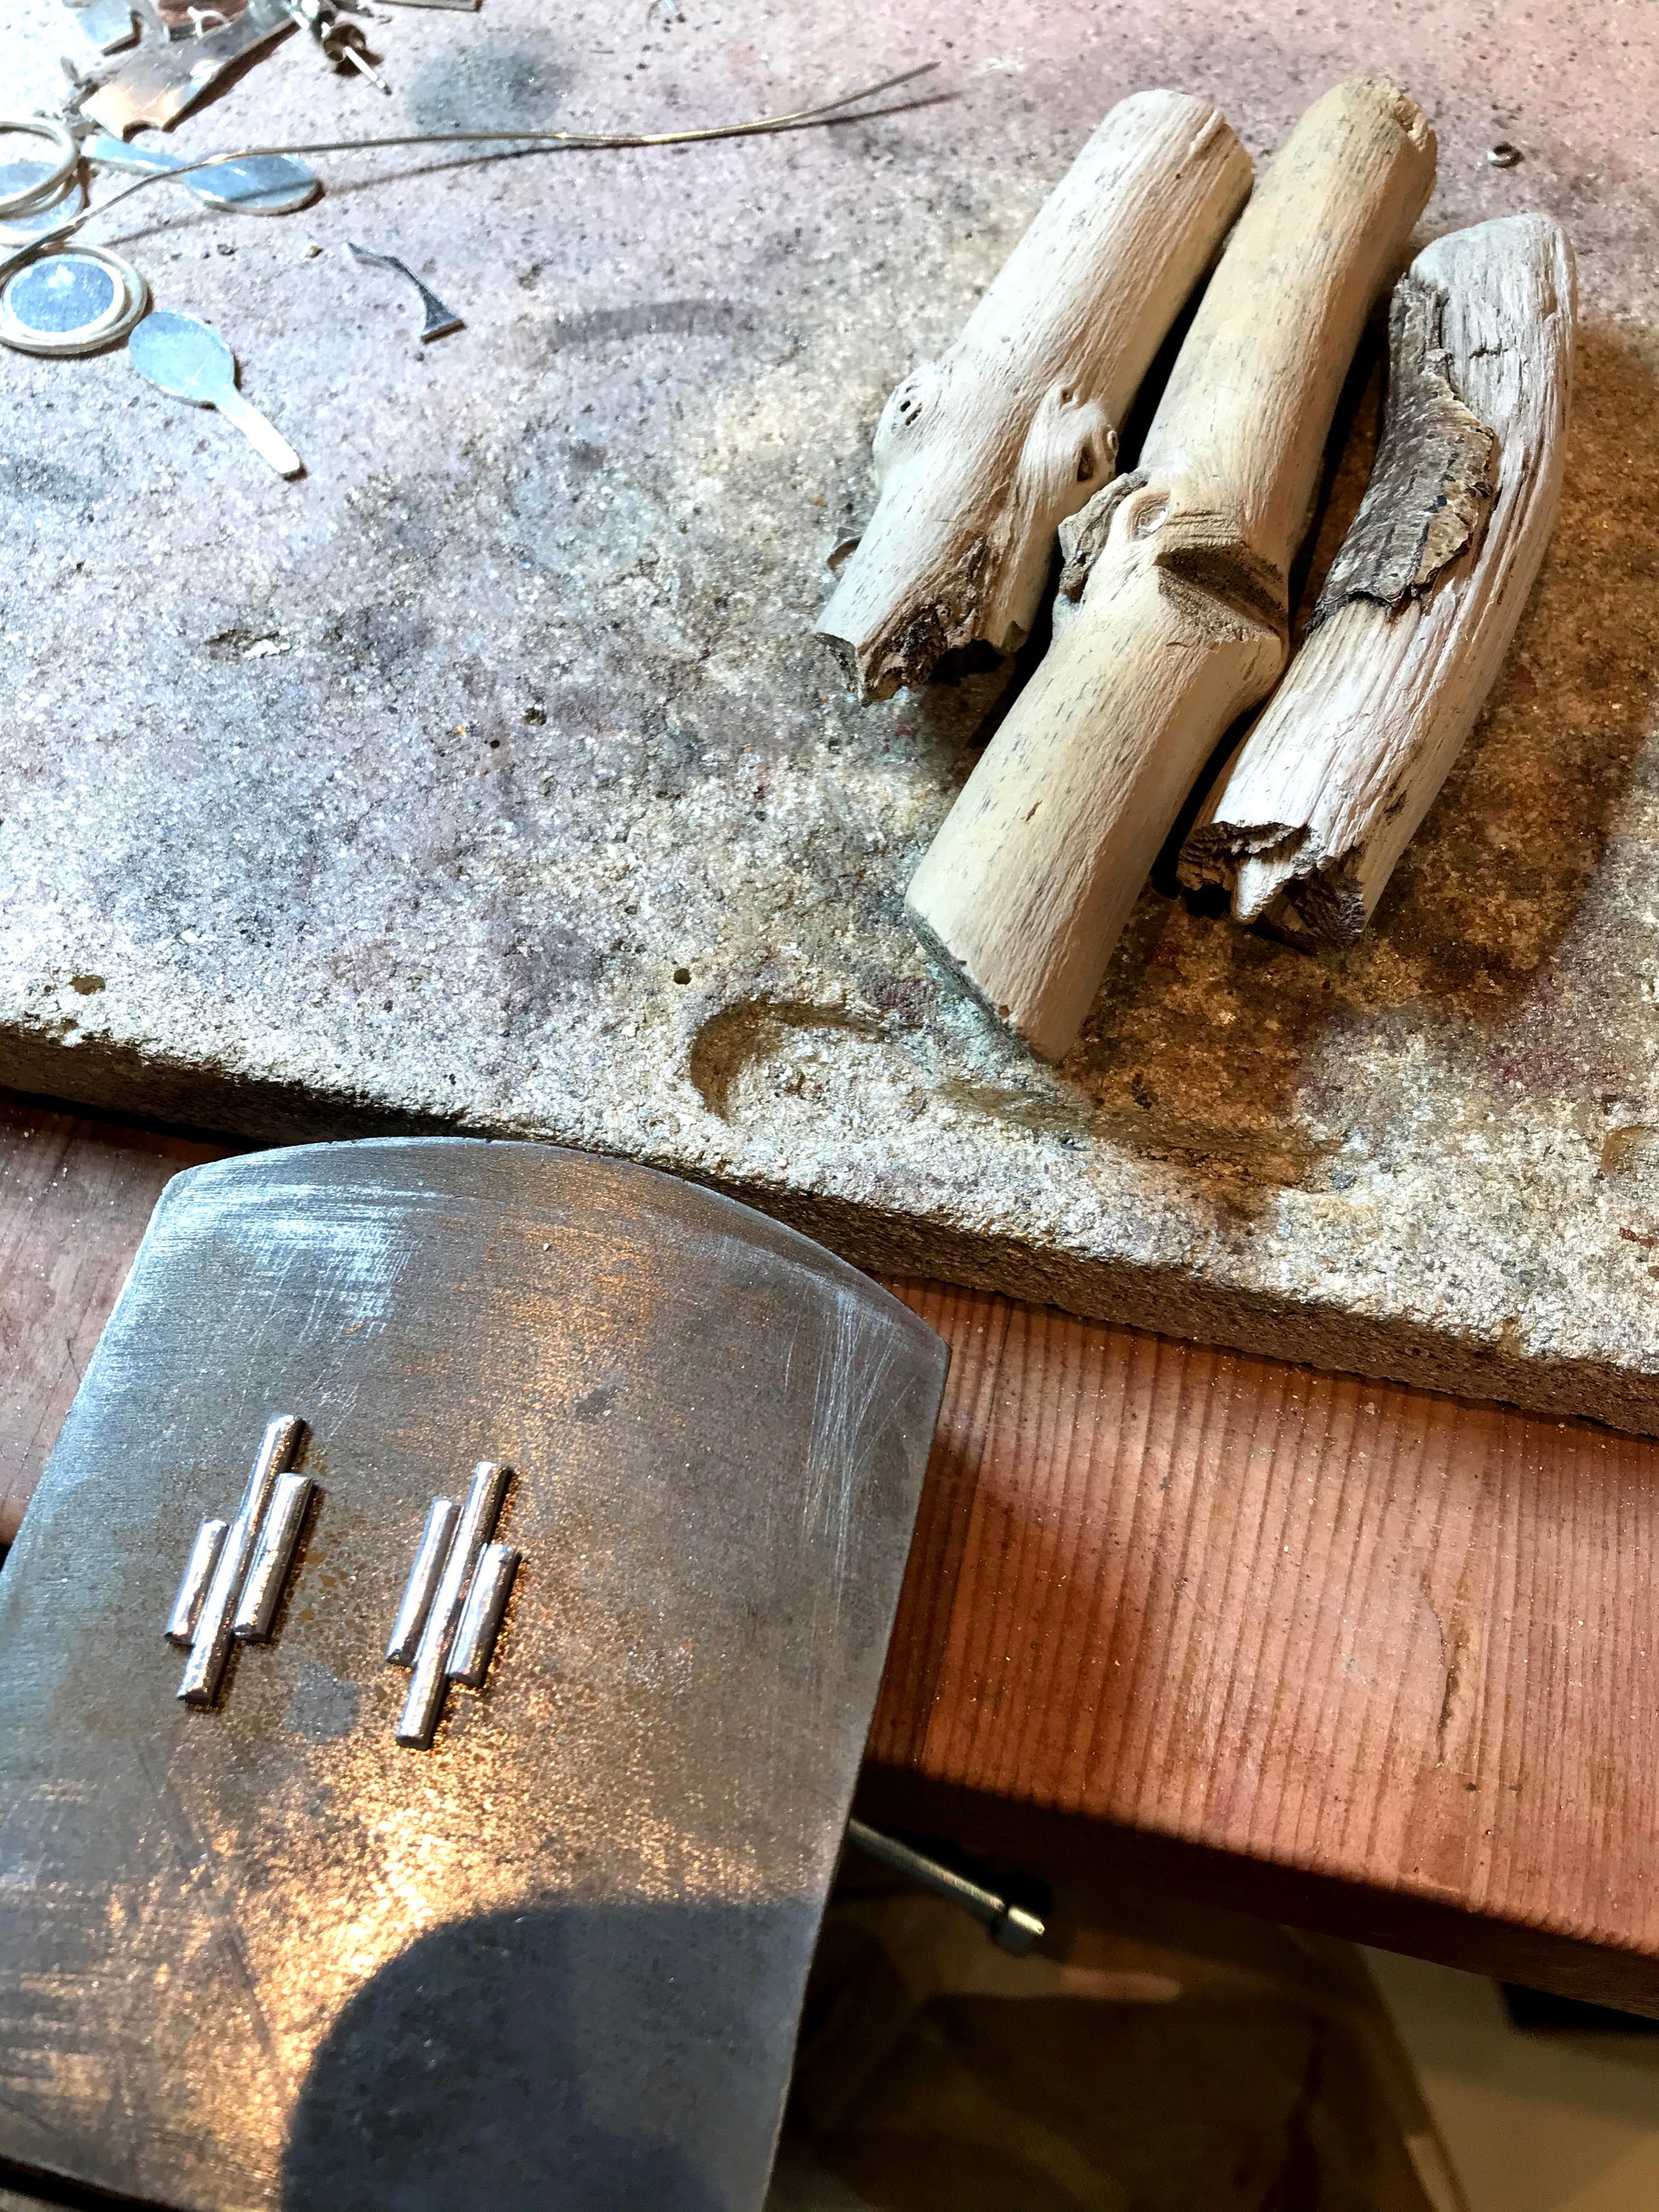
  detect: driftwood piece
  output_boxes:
[904,78,1436,1062]
[815,90,1252,702]
[1180,215,1576,945]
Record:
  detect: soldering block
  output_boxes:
[4,0,1659,1430]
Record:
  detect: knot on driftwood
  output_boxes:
[1057,472,1147,603]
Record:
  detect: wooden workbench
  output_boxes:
[3,1088,1654,2016]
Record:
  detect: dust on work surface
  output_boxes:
[3,0,1658,1425]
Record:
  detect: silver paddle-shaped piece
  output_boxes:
[128,311,303,477]
[82,134,321,217]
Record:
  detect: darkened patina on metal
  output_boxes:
[0,1139,947,2212]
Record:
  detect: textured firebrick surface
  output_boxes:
[3,0,1658,1426]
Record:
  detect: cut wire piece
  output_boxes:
[388,1462,517,1747]
[169,1416,309,1707]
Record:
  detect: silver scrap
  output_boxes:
[80,0,295,136]
[384,1495,460,1665]
[165,1516,228,1646]
[448,1540,519,1687]
[349,236,462,338]
[232,1469,315,1640]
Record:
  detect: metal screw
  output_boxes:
[846,1818,1047,1955]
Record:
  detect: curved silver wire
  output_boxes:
[0,115,82,219]
[0,64,939,283]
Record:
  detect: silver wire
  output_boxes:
[0,63,939,282]
[0,115,81,219]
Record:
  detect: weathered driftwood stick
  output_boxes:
[1180,213,1576,945]
[905,78,1436,1061]
[816,90,1252,702]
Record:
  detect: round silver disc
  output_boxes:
[0,246,150,358]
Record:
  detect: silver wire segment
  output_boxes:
[0,64,942,282]
[390,1461,512,1747]
[176,1415,306,1707]
[448,1542,518,1688]
[232,1470,315,1642]
[165,1517,227,1648]
[384,1495,459,1663]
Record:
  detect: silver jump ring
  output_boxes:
[0,116,81,220]
[0,114,80,220]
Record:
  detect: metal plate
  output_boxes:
[81,0,292,136]
[0,1139,946,2212]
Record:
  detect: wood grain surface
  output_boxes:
[867,1282,1659,2013]
[1184,213,1576,944]
[905,76,1436,1058]
[0,1098,234,1546]
[815,87,1251,698]
[1,1094,1654,2013]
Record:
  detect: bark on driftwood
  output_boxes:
[1180,214,1576,945]
[905,78,1436,1060]
[815,90,1252,702]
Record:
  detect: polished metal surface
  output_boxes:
[347,240,463,340]
[176,1414,304,1705]
[384,1494,457,1665]
[165,1515,227,1648]
[393,1459,510,1747]
[128,309,303,476]
[0,1139,946,2211]
[447,1540,518,1689]
[233,1470,314,1643]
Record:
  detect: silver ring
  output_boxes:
[0,169,86,249]
[0,116,81,221]
[0,245,150,358]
